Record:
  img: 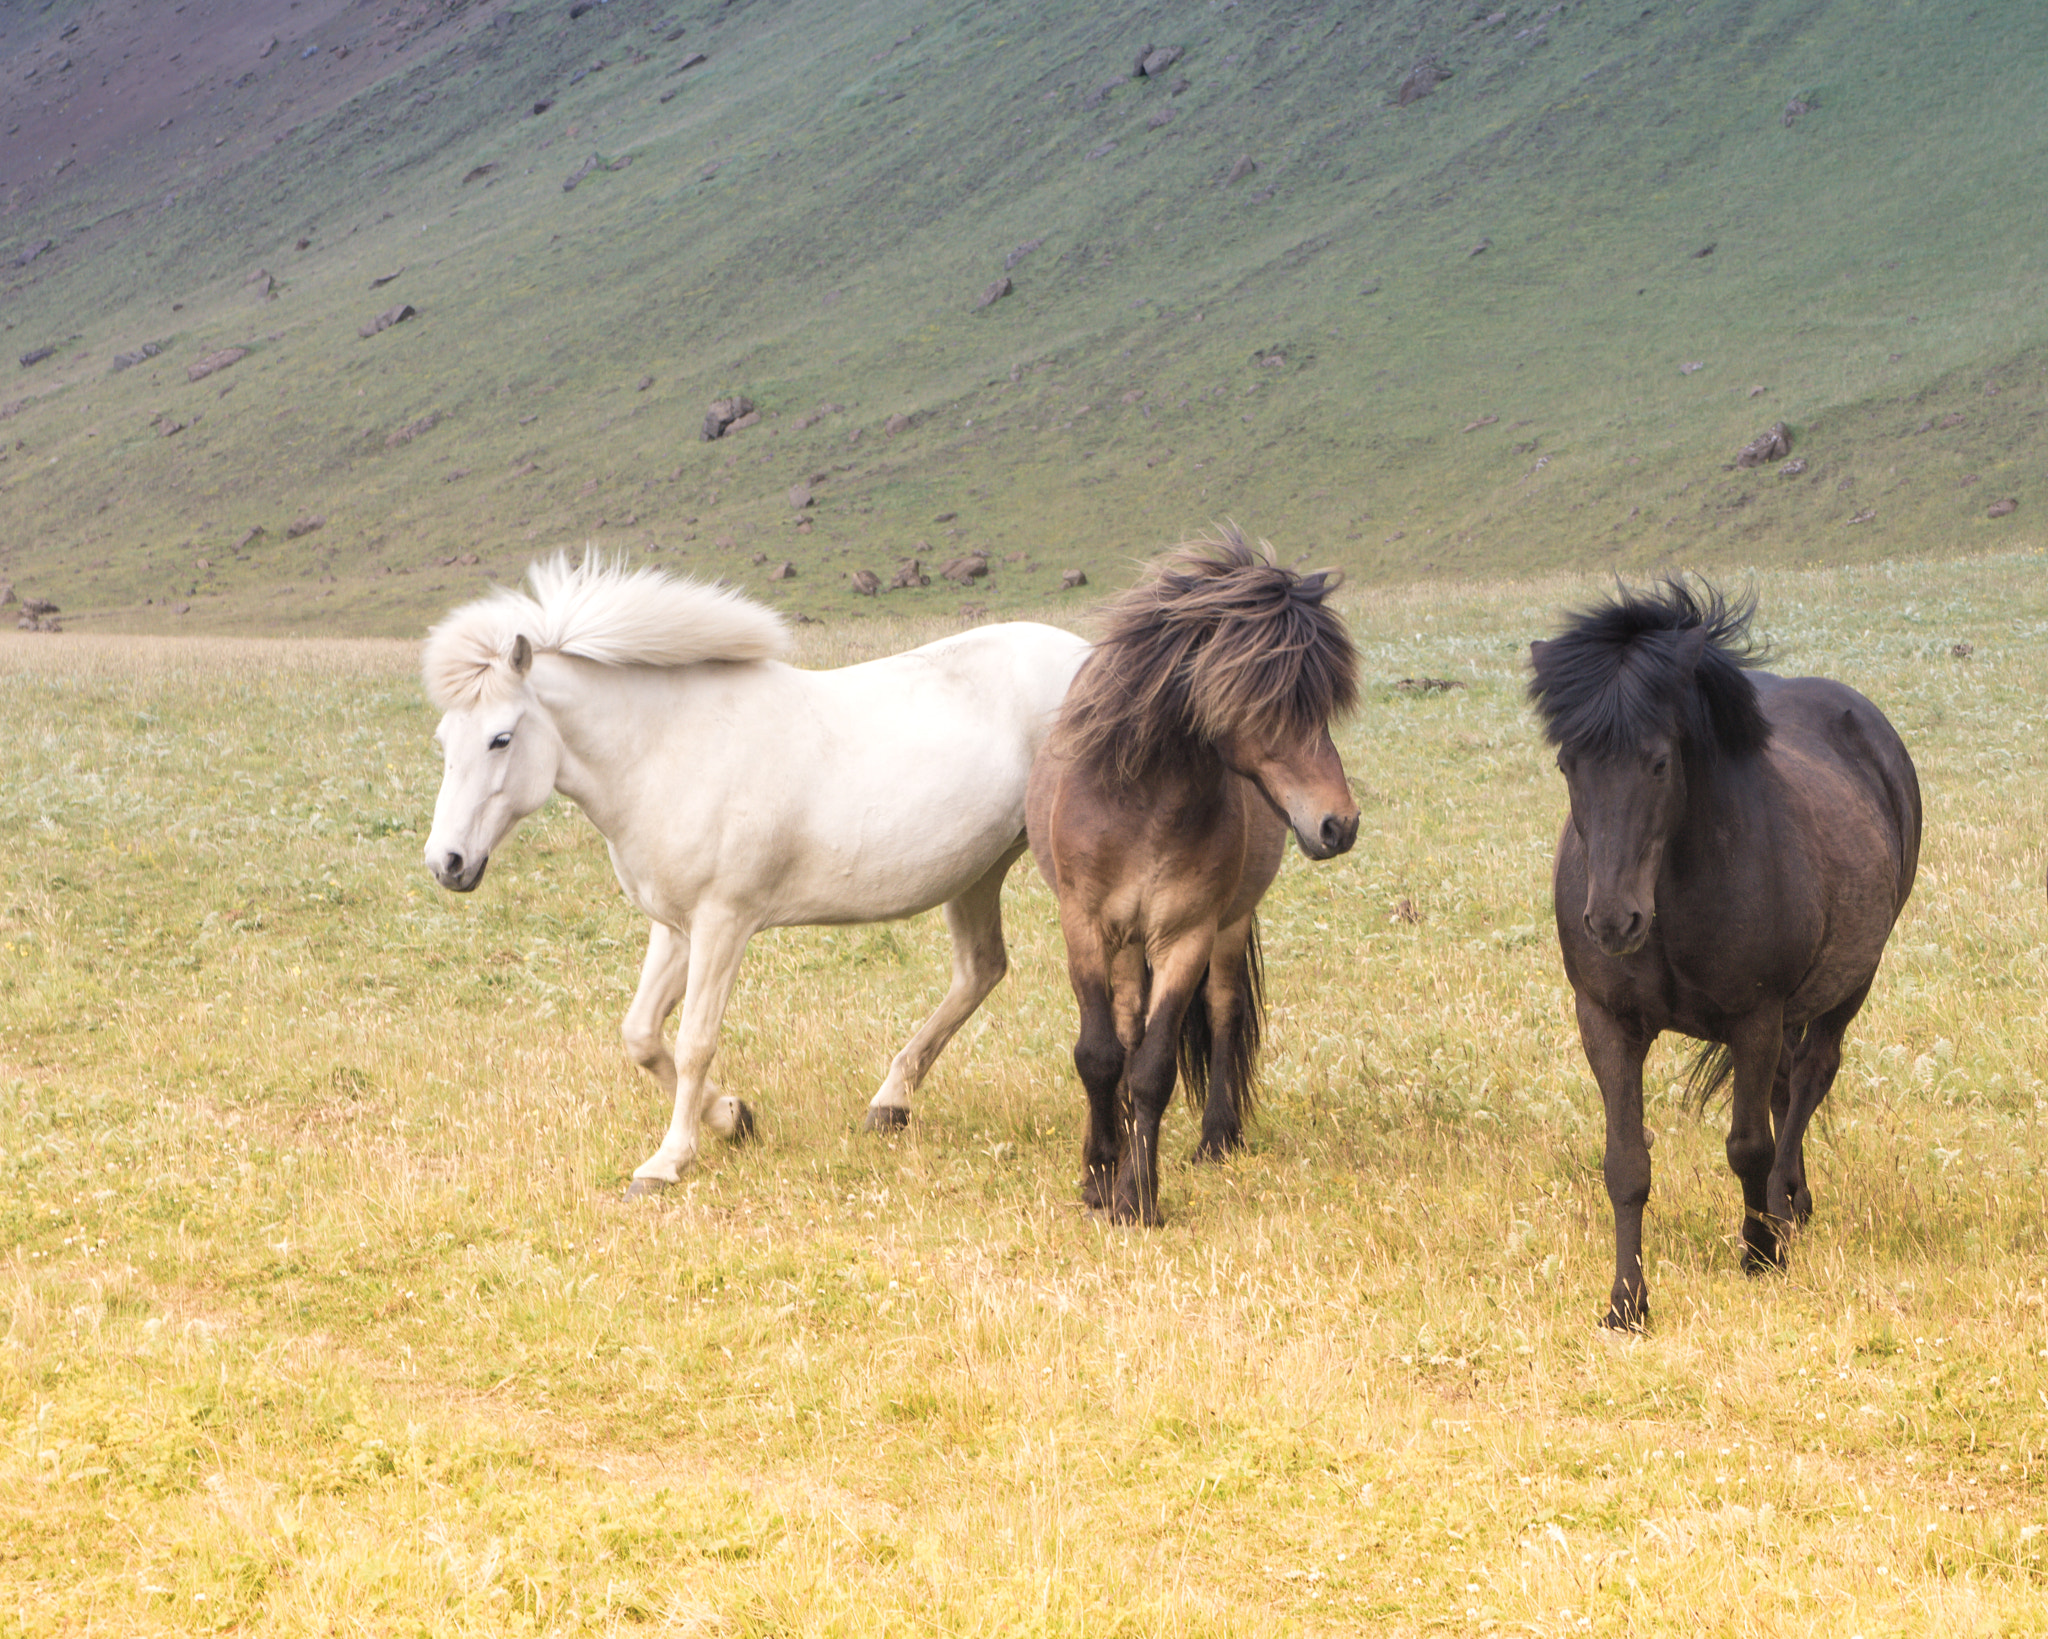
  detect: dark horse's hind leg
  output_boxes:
[1192,914,1259,1162]
[1768,984,1869,1228]
[1722,1007,1791,1274]
[1573,993,1654,1330]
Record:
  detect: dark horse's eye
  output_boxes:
[489,730,514,750]
[1650,755,1670,778]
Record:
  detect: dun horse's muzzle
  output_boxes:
[1297,811,1359,861]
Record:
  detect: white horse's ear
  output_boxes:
[510,634,533,676]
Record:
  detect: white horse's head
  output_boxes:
[424,634,561,892]
[420,555,790,894]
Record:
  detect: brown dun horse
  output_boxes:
[1027,528,1360,1225]
[1529,580,1920,1329]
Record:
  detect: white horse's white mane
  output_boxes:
[422,555,790,710]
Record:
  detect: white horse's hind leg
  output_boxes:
[627,909,756,1195]
[865,842,1022,1131]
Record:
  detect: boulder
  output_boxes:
[849,569,881,596]
[1396,59,1451,106]
[702,395,755,440]
[1734,422,1791,468]
[358,305,415,339]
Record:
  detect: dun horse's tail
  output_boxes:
[1176,921,1266,1121]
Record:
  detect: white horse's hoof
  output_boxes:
[864,1105,911,1132]
[705,1095,757,1143]
[623,1176,673,1200]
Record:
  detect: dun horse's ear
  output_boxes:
[510,634,534,676]
[1300,566,1345,600]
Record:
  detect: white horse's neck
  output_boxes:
[528,652,775,839]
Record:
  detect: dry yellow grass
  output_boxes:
[2,551,2046,1635]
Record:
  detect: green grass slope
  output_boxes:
[2,0,2044,632]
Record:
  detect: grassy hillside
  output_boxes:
[1,0,2044,633]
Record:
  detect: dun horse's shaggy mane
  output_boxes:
[421,555,789,710]
[1527,577,1771,761]
[1059,526,1358,782]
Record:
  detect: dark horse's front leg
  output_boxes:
[1723,1006,1790,1272]
[1574,993,1655,1330]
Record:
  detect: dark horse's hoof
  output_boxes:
[1602,1301,1650,1333]
[622,1176,673,1201]
[864,1104,911,1133]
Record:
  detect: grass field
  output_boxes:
[4,551,2048,1633]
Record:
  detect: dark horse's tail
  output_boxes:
[1683,1041,1736,1111]
[1684,1026,1809,1112]
[1176,921,1266,1122]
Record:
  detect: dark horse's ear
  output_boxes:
[1674,624,1710,672]
[1528,637,1550,671]
[1297,567,1345,601]
[510,634,534,676]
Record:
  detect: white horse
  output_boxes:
[422,556,1091,1193]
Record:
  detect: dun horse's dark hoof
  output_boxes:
[622,1176,673,1201]
[728,1099,758,1143]
[863,1104,911,1133]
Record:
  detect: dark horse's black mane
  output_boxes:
[1060,526,1359,783]
[1528,578,1772,761]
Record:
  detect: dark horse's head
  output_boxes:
[1528,579,1770,956]
[1063,526,1361,858]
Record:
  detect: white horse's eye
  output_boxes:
[489,730,514,750]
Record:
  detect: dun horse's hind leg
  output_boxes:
[628,908,757,1195]
[1769,985,1869,1226]
[1575,994,1654,1329]
[1192,913,1258,1162]
[864,844,1022,1131]
[1721,1007,1790,1272]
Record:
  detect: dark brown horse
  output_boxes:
[1529,580,1920,1329]
[1027,528,1360,1225]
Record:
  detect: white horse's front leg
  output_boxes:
[626,909,755,1196]
[866,843,1021,1131]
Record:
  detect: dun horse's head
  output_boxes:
[1214,710,1360,861]
[1529,581,1770,958]
[1074,531,1362,859]
[422,631,562,893]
